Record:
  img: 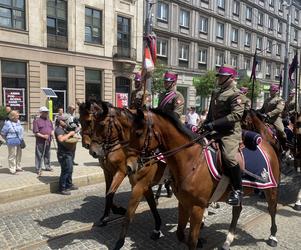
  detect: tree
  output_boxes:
[237,76,261,99]
[193,70,216,97]
[151,63,169,94]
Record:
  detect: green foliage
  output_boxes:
[0,106,7,120]
[151,63,169,94]
[193,70,216,97]
[237,76,261,99]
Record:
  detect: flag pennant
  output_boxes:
[250,52,258,81]
[289,54,298,84]
[279,67,283,88]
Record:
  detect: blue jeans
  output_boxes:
[57,153,74,191]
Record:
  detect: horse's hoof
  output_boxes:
[197,237,207,248]
[113,239,125,250]
[293,203,301,211]
[93,217,109,227]
[150,230,162,240]
[112,206,127,215]
[267,237,278,247]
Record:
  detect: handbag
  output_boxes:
[10,121,26,149]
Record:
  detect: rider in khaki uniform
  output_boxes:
[259,84,286,143]
[204,65,244,206]
[129,72,151,109]
[158,72,184,119]
[282,89,296,118]
[239,87,251,110]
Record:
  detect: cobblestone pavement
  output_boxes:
[0,164,300,250]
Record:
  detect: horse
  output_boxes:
[78,101,127,224]
[81,101,169,247]
[126,108,280,250]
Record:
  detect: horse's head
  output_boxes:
[78,100,94,149]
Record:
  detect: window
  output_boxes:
[178,43,189,67]
[257,61,262,72]
[266,63,271,79]
[246,6,252,21]
[157,38,168,57]
[267,39,272,53]
[216,51,224,66]
[216,22,224,39]
[179,9,190,28]
[231,54,238,67]
[277,21,282,34]
[244,32,251,47]
[199,16,208,34]
[48,65,68,115]
[275,65,281,80]
[295,9,299,23]
[233,0,240,16]
[231,27,238,43]
[268,16,273,31]
[259,0,265,5]
[276,43,281,56]
[47,0,68,49]
[198,48,207,69]
[217,0,225,10]
[269,0,274,7]
[85,7,102,44]
[294,28,298,41]
[157,1,168,22]
[1,60,27,121]
[258,12,263,26]
[85,69,102,101]
[117,16,131,58]
[279,0,284,12]
[244,57,251,69]
[256,36,262,50]
[0,0,25,30]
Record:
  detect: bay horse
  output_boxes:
[80,101,168,246]
[126,108,280,250]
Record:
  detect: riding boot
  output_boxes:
[228,165,243,206]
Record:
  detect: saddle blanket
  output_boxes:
[204,145,278,189]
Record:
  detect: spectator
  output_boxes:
[185,107,200,126]
[5,106,11,121]
[55,114,78,195]
[66,105,79,166]
[199,109,208,125]
[1,110,24,174]
[33,106,54,176]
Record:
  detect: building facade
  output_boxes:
[153,0,301,109]
[0,0,143,125]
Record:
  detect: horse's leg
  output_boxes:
[222,204,242,250]
[114,182,145,250]
[176,202,190,243]
[144,187,163,240]
[108,170,127,215]
[154,184,163,204]
[187,205,205,250]
[265,187,278,247]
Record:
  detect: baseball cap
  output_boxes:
[39,106,49,112]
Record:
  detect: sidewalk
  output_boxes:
[0,131,104,203]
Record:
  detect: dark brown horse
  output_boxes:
[78,101,127,223]
[126,108,280,250]
[80,101,168,247]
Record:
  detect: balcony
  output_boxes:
[113,46,137,63]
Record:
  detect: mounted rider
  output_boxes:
[203,65,244,206]
[129,72,151,109]
[239,87,251,111]
[158,72,185,119]
[282,89,296,119]
[259,84,287,146]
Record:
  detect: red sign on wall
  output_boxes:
[3,88,26,115]
[116,93,128,108]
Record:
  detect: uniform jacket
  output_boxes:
[130,89,150,109]
[206,83,244,135]
[282,98,295,117]
[158,90,184,118]
[260,95,285,122]
[242,96,251,110]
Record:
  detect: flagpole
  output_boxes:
[250,52,257,109]
[251,77,255,109]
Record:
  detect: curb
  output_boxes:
[0,172,105,204]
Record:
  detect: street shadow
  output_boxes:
[0,168,11,174]
[22,166,37,174]
[83,162,100,167]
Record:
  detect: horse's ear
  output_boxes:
[136,108,144,121]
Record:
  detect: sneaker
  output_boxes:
[73,162,79,166]
[60,190,71,195]
[16,168,24,172]
[66,185,79,191]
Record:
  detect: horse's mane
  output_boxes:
[150,108,197,140]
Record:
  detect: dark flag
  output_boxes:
[289,54,298,84]
[250,52,258,81]
[279,67,283,88]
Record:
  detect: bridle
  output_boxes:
[91,107,129,155]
